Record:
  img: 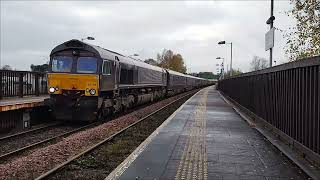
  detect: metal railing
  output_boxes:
[0,70,47,99]
[217,56,320,156]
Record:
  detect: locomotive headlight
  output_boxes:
[89,89,96,95]
[49,87,55,93]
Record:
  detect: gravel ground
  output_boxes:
[0,125,75,157]
[47,94,191,180]
[0,91,196,180]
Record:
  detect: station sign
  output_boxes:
[265,27,275,51]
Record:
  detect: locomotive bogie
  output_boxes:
[50,95,98,121]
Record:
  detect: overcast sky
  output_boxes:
[0,1,294,73]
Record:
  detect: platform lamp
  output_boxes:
[218,41,233,76]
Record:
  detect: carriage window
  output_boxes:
[51,56,73,72]
[102,60,112,75]
[77,57,97,73]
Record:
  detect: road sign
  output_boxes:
[265,27,275,51]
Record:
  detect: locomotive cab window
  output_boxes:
[51,56,73,72]
[77,57,97,73]
[102,60,112,75]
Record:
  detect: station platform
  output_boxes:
[108,86,308,180]
[0,95,49,112]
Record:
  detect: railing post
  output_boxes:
[35,73,39,96]
[19,72,24,98]
[0,71,3,100]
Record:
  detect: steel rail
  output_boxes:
[35,90,196,180]
[0,122,100,161]
[0,122,61,141]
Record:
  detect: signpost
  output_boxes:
[265,27,275,51]
[266,0,275,67]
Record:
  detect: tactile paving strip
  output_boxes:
[175,88,209,180]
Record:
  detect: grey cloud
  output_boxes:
[1,1,293,72]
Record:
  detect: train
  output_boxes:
[47,39,214,121]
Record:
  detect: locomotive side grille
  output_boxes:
[138,67,163,84]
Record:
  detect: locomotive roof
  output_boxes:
[50,39,125,59]
[51,40,213,80]
[50,39,163,72]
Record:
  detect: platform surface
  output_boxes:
[0,95,49,112]
[113,86,308,180]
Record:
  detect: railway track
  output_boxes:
[35,90,195,180]
[0,122,100,162]
[0,93,184,163]
[0,122,60,141]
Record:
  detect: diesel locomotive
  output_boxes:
[47,39,213,121]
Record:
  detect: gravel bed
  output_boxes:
[0,125,76,157]
[47,93,191,180]
[0,90,197,180]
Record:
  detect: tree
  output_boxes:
[157,49,187,73]
[198,72,219,79]
[224,69,243,78]
[189,72,199,77]
[284,0,320,60]
[250,56,268,71]
[30,64,49,72]
[144,58,158,66]
[1,65,12,70]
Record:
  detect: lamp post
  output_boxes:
[266,0,275,67]
[81,36,95,41]
[218,41,233,76]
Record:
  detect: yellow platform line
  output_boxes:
[175,87,209,180]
